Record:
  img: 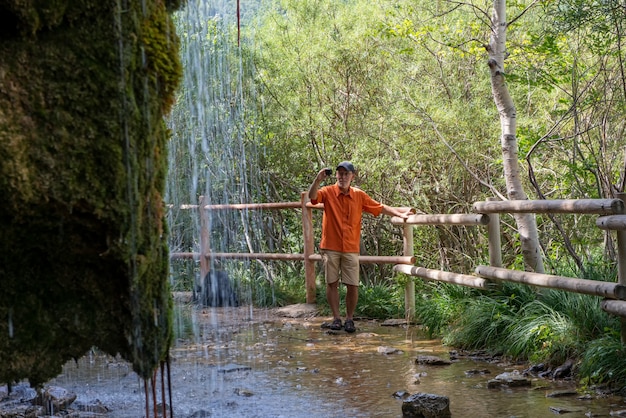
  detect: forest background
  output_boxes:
[167,0,626,389]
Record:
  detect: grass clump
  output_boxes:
[415,260,626,389]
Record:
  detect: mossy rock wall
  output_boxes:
[0,0,183,386]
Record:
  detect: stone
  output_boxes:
[378,346,404,355]
[464,369,491,376]
[197,270,239,307]
[402,392,451,418]
[487,371,531,388]
[553,359,574,379]
[415,355,451,366]
[33,386,77,414]
[276,303,318,318]
[546,390,578,398]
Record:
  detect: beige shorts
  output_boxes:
[322,250,360,286]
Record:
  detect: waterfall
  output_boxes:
[166,0,273,323]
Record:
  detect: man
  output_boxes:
[308,161,412,333]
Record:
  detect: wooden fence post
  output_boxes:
[616,193,626,344]
[198,195,210,298]
[486,197,502,267]
[301,192,316,304]
[403,224,415,321]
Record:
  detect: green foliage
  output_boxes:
[356,281,405,318]
[579,333,626,388]
[414,282,476,338]
[312,279,405,319]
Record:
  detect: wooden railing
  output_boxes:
[169,192,626,340]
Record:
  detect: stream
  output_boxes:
[41,304,626,417]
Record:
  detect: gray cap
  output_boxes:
[336,161,355,172]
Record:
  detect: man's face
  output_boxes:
[336,168,353,190]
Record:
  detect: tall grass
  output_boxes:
[415,260,626,388]
[315,280,406,319]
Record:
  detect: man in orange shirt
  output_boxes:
[308,161,412,333]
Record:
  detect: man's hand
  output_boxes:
[309,168,333,200]
[382,205,415,221]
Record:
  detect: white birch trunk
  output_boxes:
[488,0,544,272]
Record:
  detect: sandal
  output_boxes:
[344,319,356,333]
[329,318,343,331]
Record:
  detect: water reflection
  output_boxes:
[50,305,626,417]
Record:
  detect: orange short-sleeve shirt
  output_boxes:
[311,184,383,253]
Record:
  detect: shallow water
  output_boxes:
[48,305,626,417]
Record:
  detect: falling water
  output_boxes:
[166,0,274,308]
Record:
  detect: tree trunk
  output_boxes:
[487,0,544,272]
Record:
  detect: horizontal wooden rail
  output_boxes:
[475,265,626,299]
[391,213,489,226]
[308,254,415,265]
[171,252,306,261]
[170,202,326,210]
[171,252,415,265]
[597,215,626,230]
[170,201,303,210]
[601,300,626,317]
[473,199,624,215]
[393,265,492,289]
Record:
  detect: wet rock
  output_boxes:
[378,346,404,355]
[553,359,574,379]
[217,364,252,373]
[487,371,531,389]
[33,385,77,414]
[393,390,411,399]
[5,384,37,403]
[546,390,578,398]
[550,406,578,414]
[197,270,238,307]
[402,392,451,418]
[448,349,501,362]
[276,303,318,318]
[610,410,626,416]
[415,355,451,366]
[524,363,547,376]
[539,369,554,379]
[74,399,110,414]
[234,388,254,397]
[464,369,491,377]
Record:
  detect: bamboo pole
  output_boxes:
[473,198,624,214]
[394,265,492,290]
[403,224,415,321]
[475,265,626,299]
[601,300,626,318]
[308,254,414,265]
[301,192,317,304]
[198,196,210,295]
[615,193,626,342]
[170,252,200,260]
[596,215,626,230]
[170,201,303,210]
[201,201,302,210]
[171,252,414,264]
[486,197,502,267]
[214,252,303,261]
[392,213,489,226]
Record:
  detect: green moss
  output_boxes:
[0,0,183,386]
